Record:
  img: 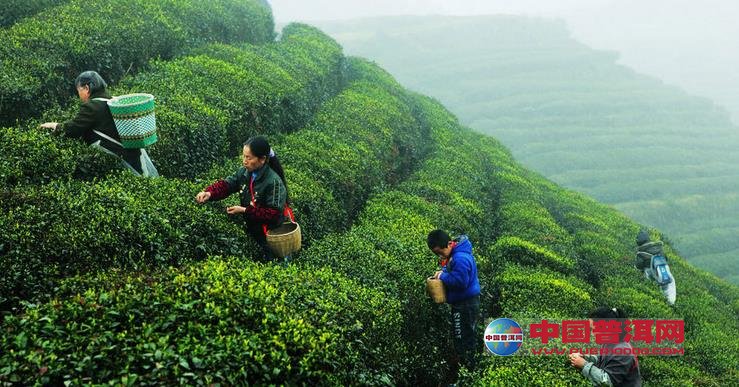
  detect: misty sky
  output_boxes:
[269,0,739,124]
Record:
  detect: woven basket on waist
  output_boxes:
[426,277,446,303]
[266,222,301,258]
[107,93,157,148]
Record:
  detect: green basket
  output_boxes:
[107,93,157,148]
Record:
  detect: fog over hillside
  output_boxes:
[270,0,739,124]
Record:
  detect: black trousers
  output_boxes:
[450,295,480,370]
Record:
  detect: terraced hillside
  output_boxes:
[1,6,738,386]
[317,15,739,285]
[0,0,274,126]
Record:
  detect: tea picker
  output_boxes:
[40,70,158,177]
[635,229,676,306]
[426,230,481,384]
[196,136,300,264]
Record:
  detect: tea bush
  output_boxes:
[297,94,508,384]
[117,24,344,178]
[0,0,274,126]
[468,356,587,386]
[0,0,67,27]
[638,357,718,386]
[0,127,90,187]
[1,57,431,310]
[0,173,252,311]
[487,236,575,274]
[497,264,594,319]
[277,84,421,217]
[596,278,677,319]
[0,258,405,385]
[0,24,345,185]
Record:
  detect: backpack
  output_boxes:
[651,254,673,286]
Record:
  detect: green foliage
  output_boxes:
[0,23,345,184]
[273,78,425,225]
[596,278,677,319]
[318,15,739,284]
[0,0,68,27]
[468,356,587,386]
[0,105,134,186]
[0,173,251,310]
[638,357,718,387]
[1,13,738,386]
[0,258,404,385]
[0,0,274,126]
[676,285,739,377]
[490,167,576,258]
[496,264,594,319]
[117,23,343,178]
[296,95,515,383]
[279,168,346,243]
[496,201,573,255]
[488,236,574,274]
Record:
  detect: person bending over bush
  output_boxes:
[40,71,158,177]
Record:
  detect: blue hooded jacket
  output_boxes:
[439,236,481,304]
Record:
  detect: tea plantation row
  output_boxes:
[0,0,274,125]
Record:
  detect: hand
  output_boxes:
[569,353,586,369]
[434,270,443,279]
[226,205,246,215]
[195,191,211,204]
[40,122,59,131]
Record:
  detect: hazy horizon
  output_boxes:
[269,0,739,125]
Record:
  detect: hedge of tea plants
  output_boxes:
[0,259,405,385]
[199,57,428,243]
[296,93,507,384]
[0,174,252,311]
[0,24,344,186]
[0,0,274,126]
[0,55,430,310]
[1,13,738,386]
[117,23,345,177]
[0,58,437,385]
[0,0,68,27]
[0,125,122,187]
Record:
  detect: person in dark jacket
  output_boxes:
[635,229,676,306]
[40,70,158,177]
[569,307,642,387]
[196,136,289,262]
[428,229,481,381]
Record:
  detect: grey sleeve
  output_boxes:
[581,362,613,386]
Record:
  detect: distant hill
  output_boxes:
[316,15,739,285]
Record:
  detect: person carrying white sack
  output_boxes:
[635,229,676,306]
[40,70,158,177]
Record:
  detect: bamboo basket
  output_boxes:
[107,93,157,148]
[266,222,301,258]
[426,277,446,303]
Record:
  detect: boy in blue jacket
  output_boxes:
[428,229,481,375]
